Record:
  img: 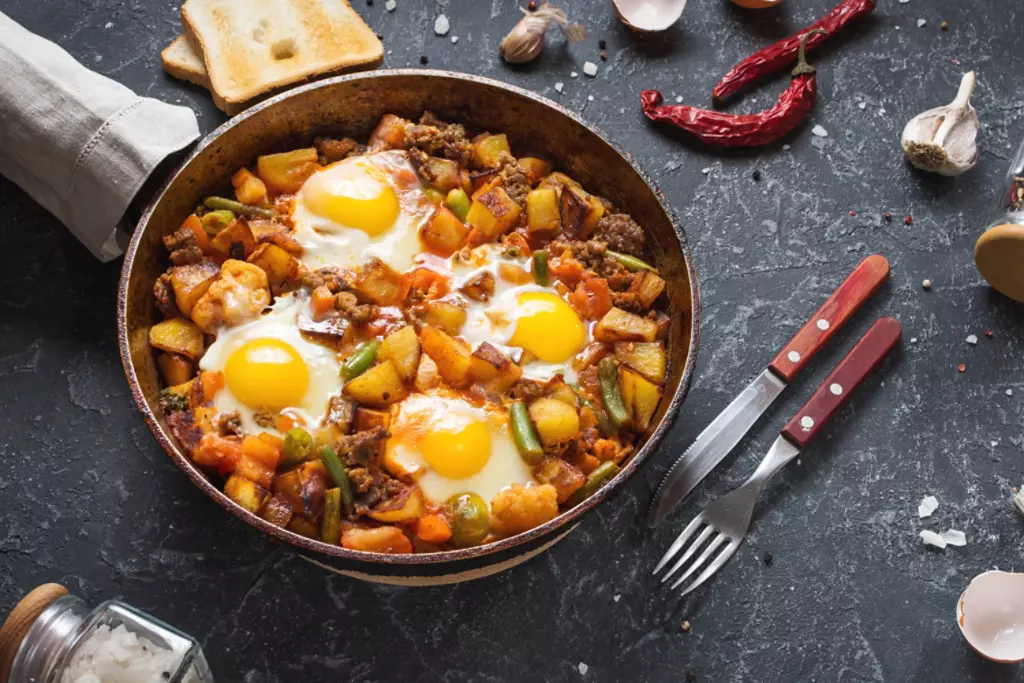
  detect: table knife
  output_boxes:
[647,254,890,528]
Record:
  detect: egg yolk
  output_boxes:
[420,420,491,479]
[303,166,401,236]
[510,291,586,363]
[224,338,309,410]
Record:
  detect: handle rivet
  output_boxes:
[817,319,830,330]
[788,350,801,363]
[830,383,843,395]
[800,415,815,430]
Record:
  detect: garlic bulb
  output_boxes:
[901,71,979,176]
[500,3,586,65]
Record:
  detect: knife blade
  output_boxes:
[647,254,891,528]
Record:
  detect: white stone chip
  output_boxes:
[920,529,947,548]
[583,61,598,77]
[910,337,918,343]
[918,495,939,518]
[434,14,450,35]
[554,82,564,93]
[811,124,828,137]
[451,36,458,44]
[917,18,927,27]
[966,334,978,345]
[578,662,589,675]
[942,529,967,546]
[385,0,396,10]
[898,0,909,4]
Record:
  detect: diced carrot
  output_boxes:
[568,277,613,320]
[275,413,303,433]
[466,228,491,248]
[200,371,224,402]
[502,230,532,257]
[193,433,241,476]
[241,434,282,470]
[576,453,601,474]
[311,286,335,319]
[549,253,586,288]
[258,432,283,449]
[471,177,500,200]
[416,514,453,544]
[234,454,274,489]
[182,214,212,254]
[402,267,450,301]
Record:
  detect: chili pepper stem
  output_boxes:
[791,29,829,76]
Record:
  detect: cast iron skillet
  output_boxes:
[118,70,701,585]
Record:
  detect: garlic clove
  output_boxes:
[901,71,979,177]
[610,0,686,33]
[500,3,586,65]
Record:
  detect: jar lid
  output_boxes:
[976,223,1024,303]
[0,583,68,681]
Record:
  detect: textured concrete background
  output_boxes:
[2,1,1023,681]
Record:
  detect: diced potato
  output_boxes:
[615,342,667,384]
[383,446,423,482]
[235,454,274,489]
[149,318,204,360]
[560,186,605,239]
[157,353,193,386]
[355,258,403,305]
[619,367,662,431]
[468,342,507,381]
[471,133,511,168]
[192,432,241,474]
[421,156,463,192]
[343,359,408,407]
[224,474,269,514]
[368,114,408,151]
[287,517,319,538]
[259,494,293,527]
[490,483,559,536]
[424,300,467,335]
[594,307,659,343]
[526,188,561,235]
[460,271,495,302]
[170,261,219,316]
[341,526,413,553]
[164,378,196,405]
[355,407,392,432]
[422,207,469,256]
[498,262,531,285]
[419,326,472,386]
[210,218,257,259]
[630,270,666,308]
[367,488,425,523]
[414,353,439,392]
[325,396,356,434]
[528,397,580,448]
[533,456,586,503]
[540,171,583,192]
[517,157,552,185]
[241,433,282,470]
[256,148,319,195]
[247,243,299,287]
[545,379,578,408]
[466,186,521,239]
[378,326,420,381]
[231,167,268,205]
[272,460,327,520]
[250,220,304,256]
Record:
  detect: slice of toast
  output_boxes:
[161,35,210,89]
[181,0,383,115]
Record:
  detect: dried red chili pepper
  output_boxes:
[641,31,826,148]
[712,0,875,103]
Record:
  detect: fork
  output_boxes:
[653,317,902,595]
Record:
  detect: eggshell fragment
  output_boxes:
[919,495,939,518]
[920,530,946,548]
[957,571,1024,663]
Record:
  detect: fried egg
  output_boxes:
[290,151,430,272]
[199,294,342,433]
[384,394,534,506]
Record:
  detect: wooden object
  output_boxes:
[975,223,1024,303]
[0,583,68,680]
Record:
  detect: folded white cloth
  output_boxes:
[0,12,200,261]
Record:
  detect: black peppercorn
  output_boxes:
[686,672,696,683]
[751,170,761,181]
[420,55,429,65]
[883,211,892,222]
[598,39,607,49]
[764,551,773,566]
[528,0,537,9]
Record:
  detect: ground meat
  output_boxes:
[549,238,628,281]
[347,466,374,495]
[334,292,376,322]
[153,272,179,318]
[594,213,645,256]
[253,408,276,429]
[165,411,202,453]
[162,227,203,266]
[404,111,473,165]
[354,470,407,512]
[508,378,545,402]
[314,136,366,165]
[495,154,530,210]
[301,266,354,294]
[612,290,645,313]
[405,147,452,189]
[217,411,243,437]
[336,427,390,467]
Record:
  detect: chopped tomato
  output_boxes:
[502,230,532,257]
[363,305,406,338]
[193,433,241,476]
[416,514,453,544]
[241,434,282,470]
[549,252,586,288]
[235,454,274,488]
[568,278,613,320]
[200,371,224,403]
[401,267,450,302]
[310,286,335,320]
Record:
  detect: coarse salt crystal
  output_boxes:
[385,0,396,10]
[613,594,621,602]
[898,0,909,4]
[920,529,946,548]
[782,144,791,150]
[579,662,589,675]
[554,82,564,93]
[910,337,918,343]
[570,71,578,78]
[451,36,458,44]
[966,334,978,345]
[701,167,711,174]
[583,61,598,77]
[942,529,967,546]
[587,95,594,102]
[675,95,683,103]
[918,495,939,518]
[1007,389,1014,396]
[811,125,828,137]
[434,14,450,35]
[858,101,867,110]
[917,18,927,27]
[1015,488,1024,515]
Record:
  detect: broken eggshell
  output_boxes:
[957,571,1024,663]
[610,0,686,33]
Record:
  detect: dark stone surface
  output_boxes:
[2,1,1023,681]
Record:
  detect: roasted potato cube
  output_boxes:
[157,353,193,386]
[420,326,472,386]
[460,271,495,302]
[368,114,408,151]
[231,167,268,206]
[235,454,274,489]
[259,494,293,527]
[540,171,583,192]
[630,270,666,308]
[560,186,605,239]
[526,188,561,235]
[247,243,299,287]
[490,483,559,536]
[272,460,327,521]
[355,407,392,432]
[367,488,425,523]
[471,133,511,168]
[414,353,439,392]
[528,397,580,448]
[378,325,421,381]
[256,148,319,195]
[324,396,357,434]
[149,318,204,360]
[170,261,219,316]
[210,218,256,259]
[355,258,403,305]
[424,299,467,335]
[498,262,532,285]
[615,342,666,385]
[517,157,553,185]
[468,342,508,382]
[191,260,270,333]
[287,516,319,538]
[422,207,469,256]
[224,474,269,514]
[421,156,463,192]
[383,445,423,482]
[594,307,659,343]
[619,367,662,431]
[466,186,521,239]
[533,456,586,503]
[343,359,408,407]
[341,526,412,553]
[545,379,578,408]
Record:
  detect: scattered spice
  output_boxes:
[985,330,994,338]
[1007,389,1014,396]
[883,211,893,222]
[366,0,373,5]
[752,169,761,181]
[500,2,586,64]
[922,278,932,290]
[966,334,978,345]
[420,55,429,64]
[940,20,949,30]
[764,551,774,566]
[849,210,856,216]
[528,0,537,9]
[598,39,607,49]
[904,215,913,225]
[1008,177,1024,211]
[957,363,966,373]
[686,671,697,683]
[434,14,450,36]
[642,31,827,148]
[901,71,979,176]
[600,50,607,61]
[681,620,691,632]
[712,0,876,102]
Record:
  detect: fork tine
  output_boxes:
[669,533,729,590]
[652,514,706,575]
[659,526,713,585]
[675,539,742,596]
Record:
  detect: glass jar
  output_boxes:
[992,134,1024,222]
[974,133,1024,304]
[1,584,213,683]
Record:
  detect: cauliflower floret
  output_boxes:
[490,483,559,537]
[191,259,270,332]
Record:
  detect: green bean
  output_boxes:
[281,427,314,467]
[598,357,629,429]
[574,390,615,438]
[509,401,544,465]
[533,250,549,286]
[319,445,355,516]
[321,488,342,544]
[607,250,655,272]
[445,492,490,547]
[204,196,275,219]
[566,461,620,507]
[341,340,380,381]
[201,209,235,235]
[445,188,471,222]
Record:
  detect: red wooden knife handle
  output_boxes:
[781,317,901,449]
[768,255,889,383]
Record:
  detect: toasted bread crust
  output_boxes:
[161,35,210,89]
